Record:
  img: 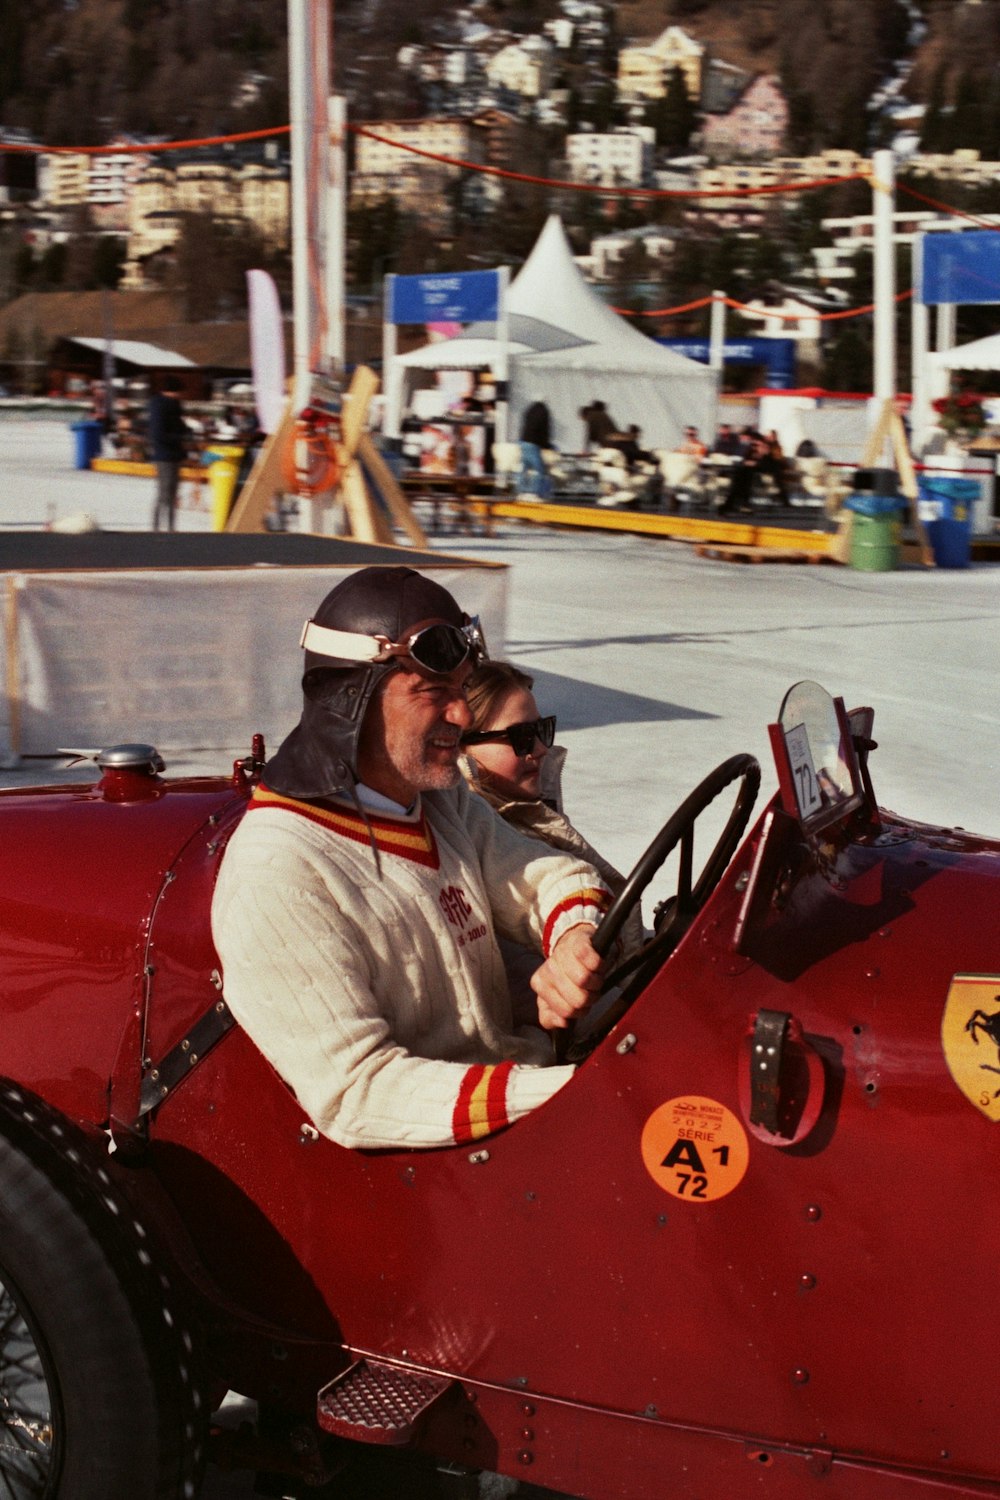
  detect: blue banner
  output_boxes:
[920,231,1000,307]
[656,337,796,388]
[388,269,501,325]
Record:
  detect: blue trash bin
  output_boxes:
[70,419,103,470]
[917,476,978,569]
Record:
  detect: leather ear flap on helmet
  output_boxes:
[303,665,382,726]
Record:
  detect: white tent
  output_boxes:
[384,216,718,451]
[930,332,1000,370]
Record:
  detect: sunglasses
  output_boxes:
[462,715,556,758]
[300,617,489,676]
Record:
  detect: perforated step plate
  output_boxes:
[317,1359,455,1446]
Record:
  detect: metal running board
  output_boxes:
[317,1359,456,1446]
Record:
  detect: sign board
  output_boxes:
[388,270,501,326]
[656,337,796,388]
[920,230,1000,307]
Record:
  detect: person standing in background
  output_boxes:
[148,375,190,532]
[518,397,554,498]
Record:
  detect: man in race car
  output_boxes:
[211,565,609,1151]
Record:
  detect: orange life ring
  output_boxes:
[281,410,342,497]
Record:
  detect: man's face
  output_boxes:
[357,661,473,805]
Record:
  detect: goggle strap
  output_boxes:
[299,621,387,662]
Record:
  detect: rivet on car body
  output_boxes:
[792,1368,810,1385]
[799,1273,816,1290]
[616,1033,637,1055]
[517,1451,533,1465]
[468,1149,490,1164]
[804,1204,822,1222]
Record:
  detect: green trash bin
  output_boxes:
[845,492,901,573]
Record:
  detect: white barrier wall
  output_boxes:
[0,563,507,766]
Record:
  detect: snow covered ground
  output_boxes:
[4,418,1000,1497]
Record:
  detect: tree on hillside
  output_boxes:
[166,212,288,320]
[648,67,698,155]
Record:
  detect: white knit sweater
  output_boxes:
[211,778,611,1150]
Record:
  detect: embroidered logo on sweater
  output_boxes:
[438,884,486,949]
[249,785,440,868]
[453,1061,515,1143]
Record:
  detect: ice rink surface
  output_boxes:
[3,418,999,878]
[4,419,1000,1496]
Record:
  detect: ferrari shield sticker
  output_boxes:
[942,974,1000,1120]
[641,1096,749,1202]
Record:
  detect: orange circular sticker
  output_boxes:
[641,1096,749,1203]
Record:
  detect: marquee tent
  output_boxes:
[384,216,718,451]
[929,332,1000,370]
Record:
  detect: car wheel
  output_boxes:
[0,1085,206,1499]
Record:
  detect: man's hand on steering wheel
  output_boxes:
[532,923,604,1031]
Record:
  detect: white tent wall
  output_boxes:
[508,351,716,453]
[0,565,507,766]
[385,216,718,452]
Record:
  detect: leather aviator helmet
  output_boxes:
[263,566,487,801]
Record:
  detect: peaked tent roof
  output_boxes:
[930,332,1000,371]
[506,214,701,370]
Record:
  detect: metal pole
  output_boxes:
[495,265,510,450]
[288,0,330,410]
[910,234,930,453]
[707,289,725,442]
[871,149,896,437]
[327,93,346,374]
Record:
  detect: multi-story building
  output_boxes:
[86,138,152,231]
[42,152,90,208]
[353,118,485,179]
[617,27,705,104]
[483,36,554,101]
[907,148,1000,185]
[700,75,789,158]
[123,140,289,286]
[810,208,1000,292]
[566,127,653,188]
[587,224,676,281]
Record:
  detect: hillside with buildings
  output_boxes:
[1,0,999,393]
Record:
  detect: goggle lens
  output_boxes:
[406,618,487,675]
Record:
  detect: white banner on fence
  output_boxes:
[1,563,507,765]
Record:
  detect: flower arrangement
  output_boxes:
[931,391,987,437]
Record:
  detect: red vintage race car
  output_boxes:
[1,682,999,1500]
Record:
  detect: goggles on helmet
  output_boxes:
[300,616,488,676]
[462,715,556,759]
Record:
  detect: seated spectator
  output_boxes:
[711,423,743,457]
[608,425,663,506]
[678,425,708,458]
[719,428,768,514]
[759,429,790,503]
[461,661,643,1008]
[579,399,621,452]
